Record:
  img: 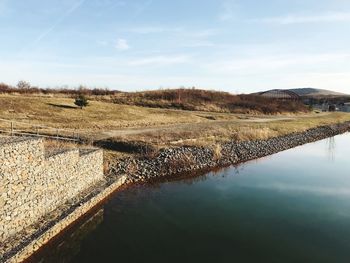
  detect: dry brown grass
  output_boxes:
[43,139,82,154]
[212,144,222,160]
[0,93,232,131]
[1,94,350,156]
[111,112,350,148]
[104,88,308,114]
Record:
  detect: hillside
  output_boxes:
[0,83,307,114]
[105,88,308,114]
[1,94,350,151]
[288,88,347,97]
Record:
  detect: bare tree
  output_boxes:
[17,80,31,90]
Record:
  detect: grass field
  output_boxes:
[0,94,221,129]
[1,93,350,156]
[106,111,350,147]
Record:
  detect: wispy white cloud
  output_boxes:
[129,0,154,21]
[254,182,350,197]
[283,71,350,92]
[206,53,350,74]
[128,55,190,66]
[182,41,215,48]
[115,38,130,50]
[18,0,85,56]
[96,40,108,46]
[33,0,85,44]
[126,26,182,34]
[0,0,10,16]
[258,11,350,25]
[126,26,165,34]
[93,0,126,8]
[219,0,238,21]
[191,29,219,38]
[2,55,350,93]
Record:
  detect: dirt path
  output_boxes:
[97,115,298,139]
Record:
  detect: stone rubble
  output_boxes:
[110,122,350,183]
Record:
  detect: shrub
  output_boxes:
[74,94,89,109]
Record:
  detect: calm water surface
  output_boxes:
[29,133,350,263]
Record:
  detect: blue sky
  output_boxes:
[1,0,350,93]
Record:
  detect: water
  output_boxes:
[28,133,350,263]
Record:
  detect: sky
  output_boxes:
[1,0,350,93]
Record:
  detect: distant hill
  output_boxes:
[110,88,308,114]
[287,88,348,97]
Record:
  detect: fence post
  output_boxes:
[10,122,13,136]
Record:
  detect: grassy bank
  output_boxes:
[102,112,350,149]
[0,93,350,158]
[0,94,218,130]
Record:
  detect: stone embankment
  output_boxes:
[1,122,349,262]
[0,137,126,263]
[110,122,350,182]
[0,137,103,244]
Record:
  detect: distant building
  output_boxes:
[313,102,350,112]
[258,89,300,100]
[339,102,350,112]
[328,104,336,112]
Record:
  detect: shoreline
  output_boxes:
[1,176,127,263]
[2,121,350,263]
[110,121,350,184]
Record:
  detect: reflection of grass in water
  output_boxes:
[31,209,104,263]
[326,137,336,162]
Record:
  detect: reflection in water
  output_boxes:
[26,209,104,263]
[27,133,350,263]
[326,136,336,161]
[252,182,350,197]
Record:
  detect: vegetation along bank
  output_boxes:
[110,122,350,183]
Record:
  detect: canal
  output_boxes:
[28,133,350,263]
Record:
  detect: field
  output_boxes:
[0,93,219,130]
[101,88,308,114]
[1,93,350,158]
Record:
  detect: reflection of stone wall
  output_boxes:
[0,137,104,243]
[29,209,104,263]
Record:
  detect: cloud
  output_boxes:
[206,53,350,74]
[115,38,130,50]
[219,0,238,21]
[128,55,190,66]
[2,55,350,93]
[259,12,350,25]
[18,0,85,55]
[0,0,9,16]
[0,0,9,10]
[253,182,350,197]
[127,26,165,34]
[182,41,215,48]
[93,0,126,7]
[96,40,108,46]
[191,29,219,38]
[126,26,182,34]
[34,0,85,43]
[129,0,154,21]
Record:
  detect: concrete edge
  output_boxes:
[5,175,127,263]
